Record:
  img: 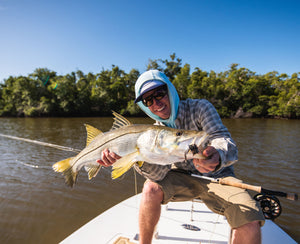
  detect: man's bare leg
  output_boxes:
[231,221,261,244]
[139,181,164,244]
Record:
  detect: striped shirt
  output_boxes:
[134,99,238,181]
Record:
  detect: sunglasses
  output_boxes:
[142,87,168,107]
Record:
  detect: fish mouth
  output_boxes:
[184,135,209,161]
[184,144,196,161]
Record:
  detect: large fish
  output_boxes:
[53,112,209,187]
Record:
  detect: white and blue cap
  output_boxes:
[134,80,165,103]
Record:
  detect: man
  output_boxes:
[97,70,265,244]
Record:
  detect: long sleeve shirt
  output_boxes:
[134,99,238,182]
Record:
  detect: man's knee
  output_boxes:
[142,181,164,202]
[231,221,261,244]
[234,220,261,233]
[244,221,261,230]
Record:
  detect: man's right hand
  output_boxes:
[193,146,220,173]
[97,148,121,167]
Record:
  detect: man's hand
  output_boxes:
[193,146,220,173]
[96,148,121,167]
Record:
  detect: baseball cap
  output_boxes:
[134,80,165,103]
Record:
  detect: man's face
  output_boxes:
[142,86,171,119]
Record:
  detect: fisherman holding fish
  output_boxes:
[97,70,265,244]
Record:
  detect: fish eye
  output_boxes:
[176,131,183,136]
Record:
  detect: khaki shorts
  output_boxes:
[154,170,265,229]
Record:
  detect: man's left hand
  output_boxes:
[193,146,220,173]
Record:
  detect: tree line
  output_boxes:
[0,54,299,118]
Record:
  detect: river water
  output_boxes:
[0,117,299,243]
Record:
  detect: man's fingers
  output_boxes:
[96,159,108,167]
[97,149,122,167]
[109,151,121,160]
[202,146,217,157]
[193,147,220,173]
[194,162,213,173]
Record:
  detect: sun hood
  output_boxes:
[135,70,180,128]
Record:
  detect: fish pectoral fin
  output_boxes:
[84,164,102,180]
[84,124,104,146]
[111,151,139,179]
[52,157,77,187]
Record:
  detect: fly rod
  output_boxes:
[0,133,81,153]
[191,174,298,201]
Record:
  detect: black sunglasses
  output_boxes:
[142,86,168,107]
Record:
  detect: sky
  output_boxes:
[0,0,299,82]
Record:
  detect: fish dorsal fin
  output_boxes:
[111,111,132,130]
[84,124,104,146]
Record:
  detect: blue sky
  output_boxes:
[0,0,299,82]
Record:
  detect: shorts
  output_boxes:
[154,170,265,229]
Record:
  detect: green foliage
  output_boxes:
[267,72,300,118]
[173,64,191,99]
[0,55,299,119]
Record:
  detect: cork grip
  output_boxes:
[218,178,262,193]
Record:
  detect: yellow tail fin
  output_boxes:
[53,157,77,187]
[111,151,139,179]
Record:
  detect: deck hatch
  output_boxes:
[182,224,201,231]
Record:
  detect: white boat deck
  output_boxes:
[61,194,297,244]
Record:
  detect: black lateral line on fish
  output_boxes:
[71,126,150,166]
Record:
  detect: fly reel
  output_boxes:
[254,194,282,220]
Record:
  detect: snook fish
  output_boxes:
[53,112,209,187]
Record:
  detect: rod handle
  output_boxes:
[218,178,262,193]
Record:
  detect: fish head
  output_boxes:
[158,128,209,158]
[138,126,209,160]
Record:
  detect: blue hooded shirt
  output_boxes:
[135,70,180,128]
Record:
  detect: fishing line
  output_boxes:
[16,160,51,169]
[0,132,119,179]
[0,159,59,212]
[203,184,241,243]
[0,134,81,211]
[0,133,81,153]
[133,167,138,196]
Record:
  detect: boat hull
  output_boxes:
[61,194,297,244]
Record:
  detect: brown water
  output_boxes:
[0,117,299,243]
